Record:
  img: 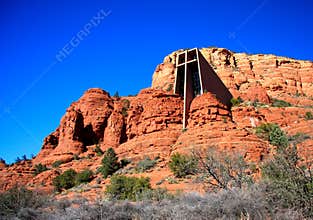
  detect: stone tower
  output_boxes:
[173,48,232,128]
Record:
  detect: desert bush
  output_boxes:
[169,153,198,178]
[99,148,120,178]
[262,142,313,217]
[75,169,93,185]
[166,84,173,92]
[52,160,63,168]
[33,163,48,176]
[230,96,243,107]
[73,154,80,160]
[256,123,288,147]
[271,98,292,107]
[105,175,151,201]
[288,132,310,144]
[120,158,131,168]
[53,169,77,192]
[94,144,104,156]
[0,185,48,218]
[138,188,174,201]
[135,157,157,173]
[195,149,254,190]
[12,185,308,219]
[305,111,313,120]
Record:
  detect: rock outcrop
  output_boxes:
[152,47,313,99]
[1,47,313,195]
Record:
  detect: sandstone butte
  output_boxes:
[1,47,313,200]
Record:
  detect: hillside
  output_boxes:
[1,47,313,200]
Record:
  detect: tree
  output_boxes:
[194,149,254,191]
[22,155,27,161]
[99,148,120,178]
[113,91,119,98]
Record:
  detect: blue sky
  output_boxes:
[1,0,313,163]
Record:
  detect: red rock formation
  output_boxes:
[188,92,231,127]
[1,47,313,196]
[152,47,313,98]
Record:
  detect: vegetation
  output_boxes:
[262,142,313,217]
[33,163,48,176]
[113,91,119,98]
[0,185,48,219]
[271,98,292,107]
[256,123,288,147]
[105,175,151,201]
[121,99,130,117]
[166,84,173,92]
[73,154,80,160]
[169,153,198,178]
[53,168,94,192]
[94,144,104,156]
[75,169,93,185]
[0,157,5,164]
[135,157,157,172]
[99,148,120,178]
[305,111,313,120]
[288,132,310,144]
[194,150,253,190]
[53,169,77,192]
[3,140,313,218]
[120,158,131,168]
[52,160,63,168]
[230,96,243,107]
[15,157,22,163]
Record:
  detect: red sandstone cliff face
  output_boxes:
[152,47,313,99]
[1,47,313,195]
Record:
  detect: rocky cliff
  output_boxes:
[1,47,313,197]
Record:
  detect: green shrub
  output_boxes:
[120,158,131,168]
[166,84,173,92]
[75,169,93,185]
[262,143,313,217]
[94,144,104,156]
[271,98,291,107]
[136,157,157,172]
[73,154,80,160]
[105,175,151,201]
[52,160,63,168]
[305,111,313,120]
[53,169,77,192]
[169,153,198,178]
[33,163,48,176]
[99,148,120,178]
[230,97,243,107]
[256,123,288,147]
[121,99,130,117]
